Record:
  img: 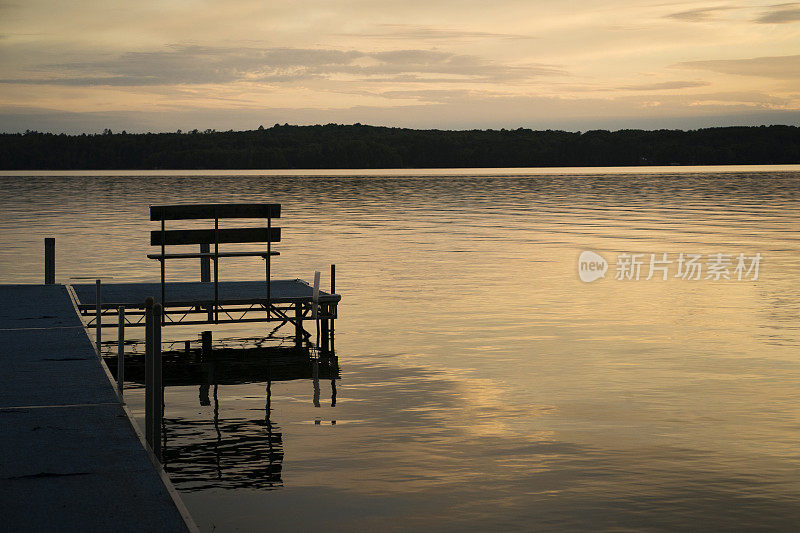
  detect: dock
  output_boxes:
[70,279,339,309]
[69,279,340,351]
[0,284,195,532]
[0,203,341,529]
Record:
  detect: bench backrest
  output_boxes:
[150,204,280,221]
[150,203,281,246]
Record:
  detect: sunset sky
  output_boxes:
[1,0,799,132]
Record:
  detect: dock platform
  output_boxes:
[0,284,195,532]
[69,279,340,350]
[70,279,340,309]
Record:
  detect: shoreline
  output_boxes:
[2,163,800,177]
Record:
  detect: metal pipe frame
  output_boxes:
[80,301,336,328]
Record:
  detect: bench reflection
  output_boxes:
[105,347,339,491]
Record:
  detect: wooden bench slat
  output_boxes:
[150,227,281,246]
[150,203,280,221]
[147,251,280,259]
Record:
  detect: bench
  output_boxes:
[147,203,281,322]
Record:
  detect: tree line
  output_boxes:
[1,123,798,169]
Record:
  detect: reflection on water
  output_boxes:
[106,346,338,493]
[2,170,800,530]
[164,383,285,493]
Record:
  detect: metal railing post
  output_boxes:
[95,279,102,353]
[200,243,211,282]
[267,217,271,321]
[330,264,335,353]
[313,271,320,351]
[153,303,163,461]
[144,297,154,450]
[117,306,125,396]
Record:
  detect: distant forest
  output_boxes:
[1,124,799,169]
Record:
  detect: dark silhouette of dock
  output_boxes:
[103,345,339,492]
[0,284,196,531]
[0,203,341,529]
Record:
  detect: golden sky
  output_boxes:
[1,0,799,132]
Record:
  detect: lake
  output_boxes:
[1,167,799,531]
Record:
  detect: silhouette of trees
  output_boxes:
[1,124,798,169]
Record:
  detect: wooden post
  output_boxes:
[199,331,213,407]
[201,331,212,360]
[200,243,211,282]
[95,280,102,353]
[153,303,163,461]
[144,297,154,449]
[294,302,303,349]
[117,306,125,396]
[312,357,320,407]
[321,303,329,354]
[44,238,55,284]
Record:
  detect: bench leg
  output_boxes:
[294,302,303,349]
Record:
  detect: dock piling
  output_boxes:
[117,306,125,396]
[294,303,303,349]
[153,303,163,461]
[330,264,335,353]
[313,271,320,349]
[95,279,102,353]
[200,243,213,322]
[312,271,320,318]
[321,303,329,354]
[144,297,154,450]
[200,243,210,282]
[44,237,55,284]
[201,331,212,360]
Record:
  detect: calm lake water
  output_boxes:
[1,167,800,531]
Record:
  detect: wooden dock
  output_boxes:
[0,284,196,532]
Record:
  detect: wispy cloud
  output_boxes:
[667,6,735,22]
[376,89,495,103]
[755,2,800,23]
[617,81,711,91]
[0,45,563,87]
[337,24,537,41]
[676,54,800,79]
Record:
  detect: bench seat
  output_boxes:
[147,251,280,260]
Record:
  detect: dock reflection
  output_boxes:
[105,347,339,492]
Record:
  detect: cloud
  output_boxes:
[337,24,537,41]
[617,81,711,91]
[755,3,800,23]
[667,6,735,22]
[376,89,494,103]
[0,44,563,87]
[676,54,800,79]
